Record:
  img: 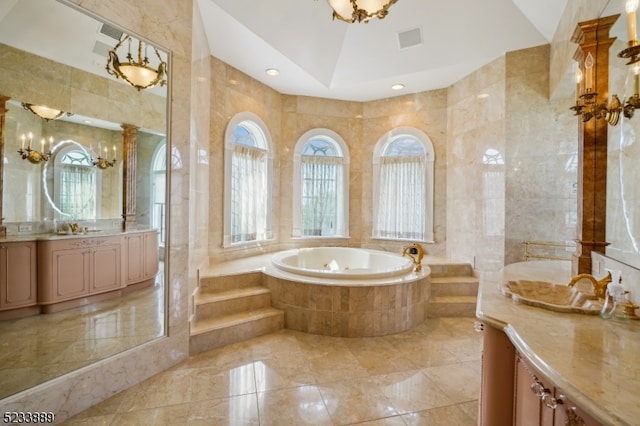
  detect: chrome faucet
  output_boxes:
[402,243,425,272]
[567,272,612,300]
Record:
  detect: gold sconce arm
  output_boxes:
[569,92,623,126]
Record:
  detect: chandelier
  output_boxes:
[106,34,167,91]
[22,103,71,121]
[325,0,398,23]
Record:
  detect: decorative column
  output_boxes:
[0,95,9,238]
[571,15,618,274]
[121,123,139,231]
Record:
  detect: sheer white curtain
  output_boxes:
[374,155,426,240]
[60,166,96,220]
[231,145,268,243]
[301,156,341,236]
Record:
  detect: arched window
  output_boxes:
[151,141,167,246]
[372,127,434,242]
[293,129,349,237]
[223,112,274,246]
[48,141,101,220]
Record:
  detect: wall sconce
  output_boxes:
[570,53,623,125]
[18,133,52,164]
[619,0,640,64]
[92,145,117,169]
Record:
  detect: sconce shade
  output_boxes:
[22,103,69,121]
[327,0,398,23]
[106,34,167,91]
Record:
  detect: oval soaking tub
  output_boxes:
[271,247,415,279]
[264,247,429,337]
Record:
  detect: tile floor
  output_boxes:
[61,317,482,425]
[0,272,164,400]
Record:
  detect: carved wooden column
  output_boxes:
[0,95,9,237]
[121,123,139,231]
[571,15,618,274]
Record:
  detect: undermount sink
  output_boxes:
[501,280,602,315]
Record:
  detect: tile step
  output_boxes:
[190,307,283,336]
[430,295,478,304]
[196,286,271,304]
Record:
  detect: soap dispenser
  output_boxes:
[600,271,640,320]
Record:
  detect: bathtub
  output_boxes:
[265,247,429,337]
[271,247,415,279]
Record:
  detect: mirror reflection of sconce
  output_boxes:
[22,102,72,121]
[92,145,117,169]
[17,132,53,164]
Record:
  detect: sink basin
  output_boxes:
[501,280,602,314]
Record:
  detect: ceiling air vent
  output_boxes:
[99,23,123,41]
[92,40,112,57]
[397,27,423,50]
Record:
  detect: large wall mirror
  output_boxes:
[601,0,640,269]
[0,0,169,399]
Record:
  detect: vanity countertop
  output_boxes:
[477,260,640,426]
[0,227,157,243]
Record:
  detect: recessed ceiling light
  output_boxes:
[477,93,490,99]
[391,83,405,90]
[229,79,239,85]
[265,68,280,76]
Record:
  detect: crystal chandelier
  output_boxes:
[326,0,398,23]
[106,34,167,91]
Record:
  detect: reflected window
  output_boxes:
[56,146,98,220]
[372,128,435,242]
[293,129,349,237]
[223,113,274,246]
[482,148,504,165]
[151,142,167,246]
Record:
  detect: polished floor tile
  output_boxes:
[61,318,481,425]
[0,271,165,400]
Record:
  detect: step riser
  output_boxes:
[428,264,473,278]
[427,303,476,318]
[199,271,264,293]
[195,293,272,322]
[189,312,284,355]
[431,282,479,298]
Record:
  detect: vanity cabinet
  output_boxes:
[123,231,159,286]
[480,324,602,426]
[38,235,122,311]
[0,241,37,312]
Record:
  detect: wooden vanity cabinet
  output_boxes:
[123,231,159,286]
[38,235,122,311]
[0,241,37,313]
[480,324,602,426]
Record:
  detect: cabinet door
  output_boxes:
[52,248,90,301]
[143,231,159,279]
[91,243,121,292]
[0,241,37,309]
[124,234,143,284]
[554,393,602,426]
[514,355,555,426]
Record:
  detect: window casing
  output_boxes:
[372,128,434,242]
[223,113,274,246]
[292,129,349,238]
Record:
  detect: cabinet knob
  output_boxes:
[542,392,562,410]
[473,321,484,332]
[530,381,547,397]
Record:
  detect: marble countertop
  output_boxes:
[477,260,640,426]
[0,227,157,243]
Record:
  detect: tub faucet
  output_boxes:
[402,243,425,272]
[567,272,611,300]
